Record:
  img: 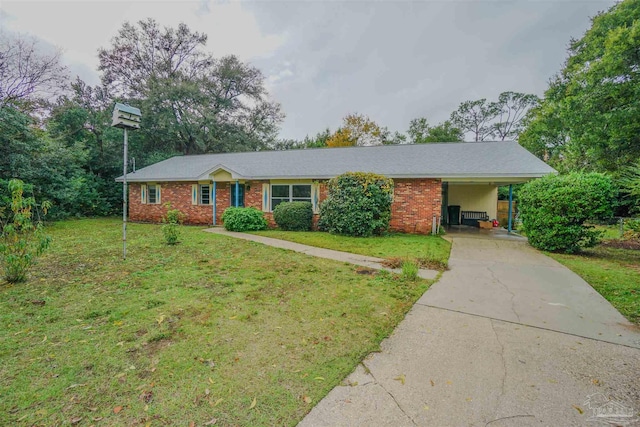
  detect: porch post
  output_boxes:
[507,184,513,233]
[212,181,217,225]
[235,180,239,207]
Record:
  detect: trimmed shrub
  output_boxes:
[318,172,394,237]
[162,204,185,245]
[221,207,268,232]
[519,172,616,253]
[273,201,313,231]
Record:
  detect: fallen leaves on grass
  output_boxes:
[249,397,257,409]
[113,405,123,414]
[140,390,153,404]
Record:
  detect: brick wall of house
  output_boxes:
[129,178,441,234]
[389,178,442,234]
[129,180,274,226]
[129,182,216,225]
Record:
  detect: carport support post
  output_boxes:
[507,184,513,233]
[212,181,217,225]
[235,180,239,207]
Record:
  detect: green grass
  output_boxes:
[251,230,451,270]
[0,218,434,426]
[548,245,640,324]
[592,223,624,240]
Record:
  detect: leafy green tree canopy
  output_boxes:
[408,118,463,143]
[98,18,284,155]
[520,0,640,173]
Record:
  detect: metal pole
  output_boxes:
[212,181,217,225]
[507,184,513,233]
[123,128,128,259]
[619,217,624,238]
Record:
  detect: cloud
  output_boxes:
[248,0,613,140]
[1,0,614,141]
[0,0,284,85]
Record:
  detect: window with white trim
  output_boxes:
[199,184,211,205]
[271,184,311,210]
[147,184,160,204]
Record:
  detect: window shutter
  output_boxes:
[209,185,214,205]
[141,184,147,204]
[311,183,320,214]
[262,183,269,212]
[192,184,198,205]
[156,185,161,204]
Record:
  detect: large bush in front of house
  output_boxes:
[221,207,268,232]
[519,172,616,253]
[273,201,313,231]
[318,172,394,237]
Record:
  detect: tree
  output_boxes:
[492,92,539,141]
[519,173,616,253]
[520,0,640,173]
[450,99,498,142]
[408,117,463,143]
[98,19,208,98]
[0,32,68,108]
[384,131,407,145]
[47,81,125,216]
[326,128,355,147]
[270,129,331,150]
[619,160,640,214]
[326,113,385,147]
[98,19,284,154]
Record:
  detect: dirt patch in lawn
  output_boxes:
[381,256,448,271]
[601,238,640,250]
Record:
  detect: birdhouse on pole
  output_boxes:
[112,102,141,260]
[112,103,141,129]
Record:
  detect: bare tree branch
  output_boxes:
[0,32,68,108]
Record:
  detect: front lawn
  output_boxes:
[0,218,433,426]
[251,230,451,270]
[549,245,640,324]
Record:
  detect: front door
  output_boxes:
[230,183,245,207]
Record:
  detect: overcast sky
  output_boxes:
[0,0,614,140]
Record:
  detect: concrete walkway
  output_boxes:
[298,234,640,427]
[205,227,439,280]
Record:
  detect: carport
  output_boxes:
[441,176,533,232]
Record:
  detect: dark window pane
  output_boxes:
[272,198,288,209]
[292,198,311,203]
[292,185,311,198]
[148,185,157,204]
[200,185,210,204]
[272,185,290,198]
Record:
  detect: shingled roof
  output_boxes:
[118,141,555,183]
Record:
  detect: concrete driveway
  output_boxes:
[421,236,640,348]
[299,234,640,427]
